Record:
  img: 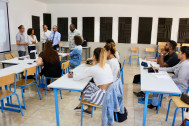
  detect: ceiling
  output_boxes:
[35,0,189,6]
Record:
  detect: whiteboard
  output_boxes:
[0,1,11,52]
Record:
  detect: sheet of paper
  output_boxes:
[151,73,171,80]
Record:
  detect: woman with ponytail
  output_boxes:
[106,39,120,61]
[68,47,113,114]
[104,43,120,81]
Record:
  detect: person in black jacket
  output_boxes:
[37,41,62,90]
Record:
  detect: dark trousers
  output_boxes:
[28,46,36,54]
[53,44,59,51]
[18,51,26,57]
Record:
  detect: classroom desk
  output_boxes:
[0,53,68,68]
[48,64,92,126]
[60,46,91,60]
[140,58,181,126]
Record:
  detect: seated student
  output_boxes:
[69,36,83,66]
[27,28,38,53]
[133,40,180,97]
[148,46,189,109]
[106,39,120,61]
[68,48,113,114]
[104,42,120,81]
[157,40,180,67]
[37,41,62,90]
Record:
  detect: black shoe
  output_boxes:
[83,109,91,115]
[147,104,157,110]
[74,106,81,111]
[133,91,145,97]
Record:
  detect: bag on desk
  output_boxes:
[181,93,189,105]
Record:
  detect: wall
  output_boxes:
[8,0,46,45]
[46,3,189,44]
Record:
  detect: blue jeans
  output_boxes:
[18,51,26,57]
[152,85,186,106]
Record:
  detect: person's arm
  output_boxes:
[36,57,43,66]
[159,55,169,67]
[69,48,77,57]
[27,36,33,45]
[58,33,61,42]
[32,36,38,44]
[73,68,93,81]
[172,65,189,85]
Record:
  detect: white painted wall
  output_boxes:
[8,0,46,44]
[46,3,189,43]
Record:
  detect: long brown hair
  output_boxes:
[94,48,107,69]
[43,41,59,64]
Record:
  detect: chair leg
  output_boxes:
[91,106,93,118]
[166,99,172,121]
[160,94,163,107]
[21,88,26,109]
[156,94,161,114]
[60,90,62,99]
[81,104,84,126]
[115,112,118,122]
[35,83,41,100]
[137,57,139,67]
[121,72,124,84]
[15,93,24,116]
[129,56,131,66]
[172,107,179,126]
[182,108,184,122]
[1,100,4,112]
[45,78,47,95]
[9,85,12,104]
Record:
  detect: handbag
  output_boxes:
[181,93,189,105]
[114,107,128,122]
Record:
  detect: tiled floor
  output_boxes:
[0,64,188,126]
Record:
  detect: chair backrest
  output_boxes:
[59,42,63,47]
[62,61,70,75]
[59,56,62,62]
[24,66,37,76]
[0,73,16,87]
[158,42,167,46]
[182,43,189,47]
[131,47,139,52]
[118,58,126,79]
[78,55,82,65]
[5,53,15,60]
[146,48,155,52]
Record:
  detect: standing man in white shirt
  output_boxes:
[68,24,82,51]
[41,25,51,50]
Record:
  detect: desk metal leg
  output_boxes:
[54,89,60,126]
[85,49,87,60]
[143,92,149,126]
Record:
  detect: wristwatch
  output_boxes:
[160,53,164,56]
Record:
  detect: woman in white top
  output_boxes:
[27,28,38,53]
[106,39,120,61]
[105,43,120,81]
[68,48,113,114]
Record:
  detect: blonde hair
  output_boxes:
[99,48,107,69]
[94,48,107,69]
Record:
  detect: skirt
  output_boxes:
[83,82,106,105]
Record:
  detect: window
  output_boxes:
[118,17,132,43]
[57,18,68,41]
[71,17,77,29]
[138,17,153,44]
[32,16,40,41]
[43,13,51,30]
[83,17,94,42]
[157,18,172,43]
[100,17,113,42]
[178,18,189,43]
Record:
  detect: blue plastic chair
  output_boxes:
[7,66,41,109]
[0,73,23,115]
[129,47,139,67]
[118,58,126,84]
[80,82,119,126]
[144,48,155,59]
[45,61,70,99]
